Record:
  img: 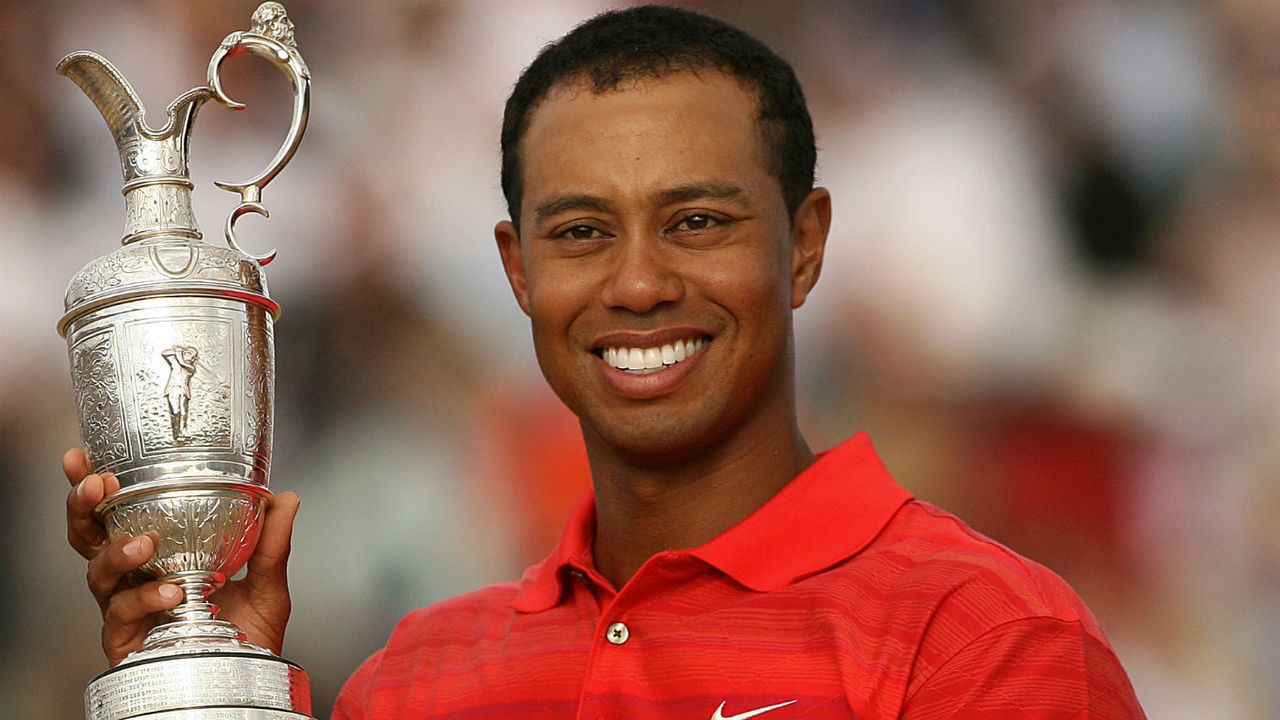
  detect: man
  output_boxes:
[64,6,1147,718]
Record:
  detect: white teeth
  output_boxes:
[603,338,708,373]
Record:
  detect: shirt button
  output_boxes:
[605,621,630,645]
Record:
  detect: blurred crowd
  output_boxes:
[1,1,1277,717]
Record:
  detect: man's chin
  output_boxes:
[582,415,725,469]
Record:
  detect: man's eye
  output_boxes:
[558,225,601,240]
[673,214,718,232]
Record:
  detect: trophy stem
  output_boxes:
[133,571,259,657]
[169,572,221,622]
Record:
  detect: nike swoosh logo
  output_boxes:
[710,699,797,720]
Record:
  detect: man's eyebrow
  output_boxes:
[532,183,752,223]
[657,182,752,208]
[533,194,613,222]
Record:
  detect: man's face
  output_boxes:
[496,70,827,463]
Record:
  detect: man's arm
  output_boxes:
[901,616,1146,719]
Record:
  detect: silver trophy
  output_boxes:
[56,4,313,718]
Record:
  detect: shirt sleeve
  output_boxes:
[901,616,1146,719]
[331,648,386,720]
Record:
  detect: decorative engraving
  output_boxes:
[131,319,233,454]
[116,132,141,180]
[71,331,130,468]
[161,345,199,441]
[66,249,151,304]
[243,317,274,456]
[194,245,240,281]
[64,243,270,312]
[123,184,197,239]
[142,620,246,647]
[123,136,183,178]
[105,493,262,578]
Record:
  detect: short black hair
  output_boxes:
[500,5,816,231]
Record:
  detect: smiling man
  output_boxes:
[65,5,1146,719]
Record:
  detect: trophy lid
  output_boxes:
[56,1,310,337]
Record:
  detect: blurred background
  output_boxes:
[1,0,1276,716]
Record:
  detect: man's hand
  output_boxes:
[63,448,300,667]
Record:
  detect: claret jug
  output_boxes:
[57,4,313,718]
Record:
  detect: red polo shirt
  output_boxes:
[333,434,1146,719]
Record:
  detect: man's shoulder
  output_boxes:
[835,498,1123,699]
[853,498,1105,632]
[386,578,525,643]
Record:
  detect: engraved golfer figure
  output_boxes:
[161,345,198,440]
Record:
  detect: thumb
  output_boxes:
[245,491,300,585]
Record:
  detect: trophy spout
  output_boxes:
[56,51,216,166]
[56,52,146,146]
[58,52,216,245]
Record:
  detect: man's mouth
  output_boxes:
[595,337,709,374]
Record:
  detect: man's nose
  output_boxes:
[600,235,683,313]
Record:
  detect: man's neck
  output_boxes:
[586,421,815,590]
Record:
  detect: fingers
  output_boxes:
[86,534,157,612]
[64,447,122,560]
[101,580,182,666]
[244,492,300,588]
[63,447,90,485]
[64,447,120,497]
[66,472,112,560]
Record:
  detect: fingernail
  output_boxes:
[123,538,146,557]
[158,584,181,602]
[75,479,86,497]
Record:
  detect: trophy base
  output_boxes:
[85,650,313,720]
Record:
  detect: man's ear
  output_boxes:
[790,187,831,309]
[495,220,532,317]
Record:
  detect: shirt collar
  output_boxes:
[511,433,912,612]
[511,490,598,613]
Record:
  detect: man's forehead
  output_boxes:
[515,67,781,223]
[534,66,762,120]
[523,71,763,152]
[521,72,767,173]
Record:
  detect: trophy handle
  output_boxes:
[207,2,311,266]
